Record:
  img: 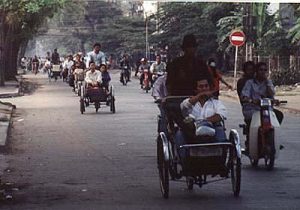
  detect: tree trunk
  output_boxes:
[0,13,6,86]
[18,39,28,67]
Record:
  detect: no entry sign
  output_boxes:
[230,31,245,47]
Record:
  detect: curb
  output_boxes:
[0,104,15,149]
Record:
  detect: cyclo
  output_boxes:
[79,83,115,114]
[156,96,241,198]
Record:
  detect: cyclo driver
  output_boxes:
[86,43,106,70]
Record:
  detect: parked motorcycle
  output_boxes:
[240,98,287,170]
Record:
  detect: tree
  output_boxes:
[0,0,66,85]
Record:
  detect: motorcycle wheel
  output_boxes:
[265,130,275,170]
[250,158,259,167]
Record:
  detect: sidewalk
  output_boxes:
[0,76,21,148]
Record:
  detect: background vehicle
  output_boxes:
[240,98,287,170]
[80,85,116,114]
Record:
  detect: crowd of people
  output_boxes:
[20,34,283,155]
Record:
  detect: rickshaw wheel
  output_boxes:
[231,152,241,197]
[110,96,116,113]
[157,136,169,199]
[80,99,85,114]
[229,131,241,197]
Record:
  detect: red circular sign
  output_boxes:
[230,31,245,47]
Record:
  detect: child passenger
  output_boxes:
[100,64,111,91]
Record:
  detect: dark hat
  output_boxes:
[181,34,198,49]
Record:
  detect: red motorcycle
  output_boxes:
[142,69,151,93]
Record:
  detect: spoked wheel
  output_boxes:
[80,99,85,114]
[229,130,241,197]
[157,136,169,199]
[110,96,116,113]
[230,149,241,197]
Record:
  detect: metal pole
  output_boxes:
[233,45,238,89]
[145,15,148,59]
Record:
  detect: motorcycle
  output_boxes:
[120,65,130,85]
[142,69,151,93]
[240,98,287,170]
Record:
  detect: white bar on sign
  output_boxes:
[231,36,244,41]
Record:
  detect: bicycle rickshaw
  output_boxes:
[156,96,241,198]
[79,84,116,114]
[49,64,62,82]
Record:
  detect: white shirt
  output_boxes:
[180,98,227,121]
[85,70,102,84]
[63,60,74,70]
[151,75,168,99]
[86,51,106,68]
[150,62,166,74]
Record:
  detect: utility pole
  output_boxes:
[145,14,150,60]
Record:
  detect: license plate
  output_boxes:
[189,147,223,157]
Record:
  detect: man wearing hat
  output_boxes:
[166,34,212,96]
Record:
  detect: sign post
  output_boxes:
[230,30,245,89]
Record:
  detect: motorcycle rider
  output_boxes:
[120,54,131,84]
[237,61,255,105]
[138,58,150,89]
[150,54,166,86]
[241,62,284,151]
[86,43,106,69]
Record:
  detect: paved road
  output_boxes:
[1,72,300,209]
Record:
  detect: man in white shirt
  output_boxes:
[175,78,227,157]
[86,43,106,69]
[85,62,102,87]
[150,55,166,85]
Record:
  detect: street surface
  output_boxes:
[1,72,300,209]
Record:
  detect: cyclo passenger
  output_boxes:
[84,62,103,102]
[99,64,111,92]
[241,62,284,152]
[174,78,227,159]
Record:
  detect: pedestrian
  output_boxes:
[207,58,232,99]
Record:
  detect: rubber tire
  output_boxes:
[231,148,241,197]
[80,99,85,114]
[110,96,116,113]
[265,130,275,170]
[157,136,169,199]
